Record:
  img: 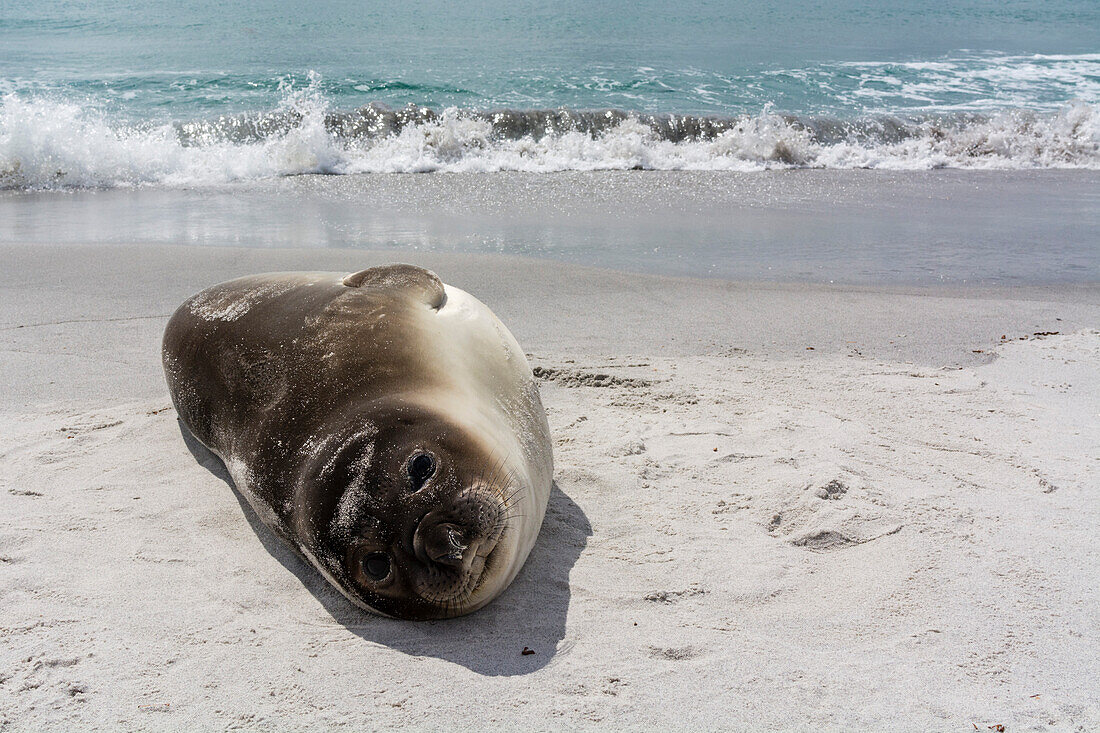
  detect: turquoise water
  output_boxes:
[4,0,1099,117]
[1,0,1098,186]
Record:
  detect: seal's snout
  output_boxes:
[412,491,504,570]
[405,490,508,605]
[416,521,470,568]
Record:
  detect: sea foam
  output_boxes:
[1,79,1097,190]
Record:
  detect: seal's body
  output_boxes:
[163,264,552,619]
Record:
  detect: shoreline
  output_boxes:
[3,169,1099,287]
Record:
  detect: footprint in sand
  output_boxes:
[766,475,904,551]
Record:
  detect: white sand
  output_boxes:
[1,245,1098,731]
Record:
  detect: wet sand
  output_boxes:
[3,169,1098,285]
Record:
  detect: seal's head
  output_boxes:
[296,397,528,620]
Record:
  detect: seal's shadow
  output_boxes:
[180,420,591,677]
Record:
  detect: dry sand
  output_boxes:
[1,244,1098,731]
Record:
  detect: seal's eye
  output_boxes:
[407,452,436,486]
[361,552,390,582]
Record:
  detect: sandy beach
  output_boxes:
[1,241,1097,731]
[4,0,1099,726]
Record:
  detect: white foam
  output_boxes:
[1,81,1097,190]
[827,53,1100,113]
[0,73,344,189]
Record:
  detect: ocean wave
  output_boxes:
[819,53,1100,112]
[1,79,1098,189]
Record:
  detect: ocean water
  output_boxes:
[1,0,1099,188]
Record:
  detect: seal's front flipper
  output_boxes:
[342,264,446,310]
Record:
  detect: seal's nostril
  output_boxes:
[436,529,468,566]
[361,552,391,581]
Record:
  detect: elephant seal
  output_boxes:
[162,264,553,620]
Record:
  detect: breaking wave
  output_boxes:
[2,79,1097,189]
